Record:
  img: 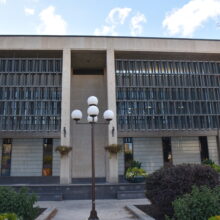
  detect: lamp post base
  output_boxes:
[88,210,99,220]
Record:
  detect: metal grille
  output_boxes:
[116,59,220,131]
[0,58,62,131]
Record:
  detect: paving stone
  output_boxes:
[37,199,150,220]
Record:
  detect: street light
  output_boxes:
[71,96,114,220]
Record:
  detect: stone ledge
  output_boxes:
[35,207,57,220]
[126,205,155,220]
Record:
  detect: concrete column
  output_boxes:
[60,49,72,184]
[106,49,118,183]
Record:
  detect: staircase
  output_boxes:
[0,183,146,201]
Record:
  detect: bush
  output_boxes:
[0,187,39,220]
[130,160,142,169]
[172,186,220,220]
[202,159,215,166]
[202,159,220,173]
[145,164,219,217]
[0,213,21,220]
[209,216,220,220]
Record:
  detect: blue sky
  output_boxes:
[0,0,220,39]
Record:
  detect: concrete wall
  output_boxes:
[208,136,219,164]
[71,75,108,178]
[133,137,163,173]
[53,139,60,176]
[11,139,43,176]
[1,36,220,55]
[172,137,201,165]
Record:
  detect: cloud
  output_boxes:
[163,0,220,37]
[106,8,132,25]
[37,6,67,35]
[24,7,35,16]
[0,0,6,4]
[130,12,147,36]
[94,7,132,36]
[94,25,117,36]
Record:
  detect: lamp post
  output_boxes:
[71,96,114,220]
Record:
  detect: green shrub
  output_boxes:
[202,159,220,173]
[172,186,220,220]
[202,159,215,166]
[126,167,147,179]
[0,187,39,220]
[145,164,219,217]
[130,160,142,168]
[209,216,220,220]
[0,213,21,220]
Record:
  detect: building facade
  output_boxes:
[0,36,220,184]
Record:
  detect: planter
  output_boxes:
[126,176,146,183]
[105,144,122,154]
[55,146,72,156]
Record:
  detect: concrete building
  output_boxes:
[0,35,220,184]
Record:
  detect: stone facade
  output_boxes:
[0,36,220,183]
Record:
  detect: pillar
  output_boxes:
[106,49,118,183]
[60,49,72,184]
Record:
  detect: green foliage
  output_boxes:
[126,167,147,179]
[0,213,21,220]
[145,164,219,217]
[212,164,220,173]
[202,159,220,173]
[0,187,39,220]
[209,216,220,220]
[130,160,142,168]
[172,186,220,220]
[202,159,215,166]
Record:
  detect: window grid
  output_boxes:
[0,58,62,131]
[116,59,220,131]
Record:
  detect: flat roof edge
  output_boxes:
[0,35,219,42]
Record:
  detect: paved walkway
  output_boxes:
[37,199,150,220]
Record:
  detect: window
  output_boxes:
[162,137,172,166]
[0,58,62,132]
[199,136,209,162]
[123,137,133,173]
[116,59,220,131]
[1,139,12,176]
[42,138,53,176]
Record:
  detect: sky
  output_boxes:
[1,0,220,39]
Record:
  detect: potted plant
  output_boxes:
[105,144,122,154]
[125,160,147,183]
[55,146,72,156]
[125,167,147,183]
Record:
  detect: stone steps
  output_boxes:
[1,183,146,201]
[117,190,146,199]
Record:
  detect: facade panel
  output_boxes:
[172,137,201,165]
[133,137,163,173]
[11,139,43,176]
[208,136,219,164]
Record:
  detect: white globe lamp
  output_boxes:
[87,96,98,106]
[87,116,98,123]
[103,110,114,121]
[71,109,82,121]
[87,105,99,117]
